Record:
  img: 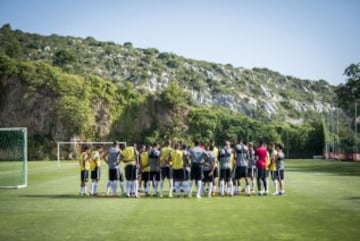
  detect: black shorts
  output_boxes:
[203,170,214,183]
[275,169,285,180]
[235,166,248,179]
[142,172,150,182]
[220,168,231,182]
[81,170,89,182]
[184,167,191,181]
[248,167,256,178]
[109,168,122,181]
[149,171,161,181]
[91,167,101,180]
[161,166,173,180]
[191,164,203,181]
[173,169,185,181]
[125,164,137,181]
[257,168,266,179]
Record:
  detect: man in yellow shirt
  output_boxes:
[209,139,219,196]
[79,145,91,196]
[89,145,103,196]
[120,143,139,198]
[169,143,185,197]
[159,140,174,197]
[139,144,150,196]
[268,143,278,194]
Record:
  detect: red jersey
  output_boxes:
[255,146,267,169]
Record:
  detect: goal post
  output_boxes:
[56,141,127,166]
[0,127,28,189]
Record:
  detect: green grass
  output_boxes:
[0,159,360,241]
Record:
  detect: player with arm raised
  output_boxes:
[79,145,91,196]
[119,143,139,198]
[159,140,174,198]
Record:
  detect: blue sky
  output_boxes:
[0,0,359,85]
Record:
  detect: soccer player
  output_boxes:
[159,140,174,197]
[139,144,150,196]
[247,142,256,192]
[148,143,161,196]
[79,145,91,195]
[89,144,103,196]
[181,144,191,193]
[275,144,286,195]
[104,141,122,196]
[203,148,216,198]
[218,141,234,197]
[120,143,139,198]
[255,139,268,196]
[189,140,208,198]
[209,139,219,196]
[169,143,186,197]
[234,139,250,196]
[268,143,278,194]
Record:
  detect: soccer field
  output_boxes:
[0,159,359,241]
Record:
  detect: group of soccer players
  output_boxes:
[78,138,286,198]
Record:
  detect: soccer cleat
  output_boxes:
[196,194,201,199]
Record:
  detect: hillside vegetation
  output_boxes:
[0,24,332,159]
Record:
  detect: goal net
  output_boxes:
[56,141,127,166]
[0,127,28,188]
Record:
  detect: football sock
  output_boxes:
[208,183,213,197]
[169,179,173,197]
[134,180,139,196]
[174,181,180,195]
[154,181,159,194]
[274,180,278,193]
[182,181,188,196]
[188,181,193,196]
[146,181,151,194]
[94,182,98,194]
[111,181,117,195]
[106,181,111,193]
[126,181,131,196]
[220,180,225,196]
[120,181,125,194]
[196,180,202,197]
[159,180,164,194]
[228,181,234,196]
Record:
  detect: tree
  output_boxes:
[0,24,23,59]
[336,63,360,115]
[52,49,77,67]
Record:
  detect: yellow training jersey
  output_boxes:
[230,153,234,170]
[90,150,101,171]
[120,146,136,166]
[269,150,277,171]
[140,151,150,172]
[265,152,271,170]
[79,151,90,171]
[212,146,219,167]
[160,146,174,166]
[170,150,184,170]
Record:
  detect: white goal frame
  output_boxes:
[56,141,127,166]
[0,127,28,189]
